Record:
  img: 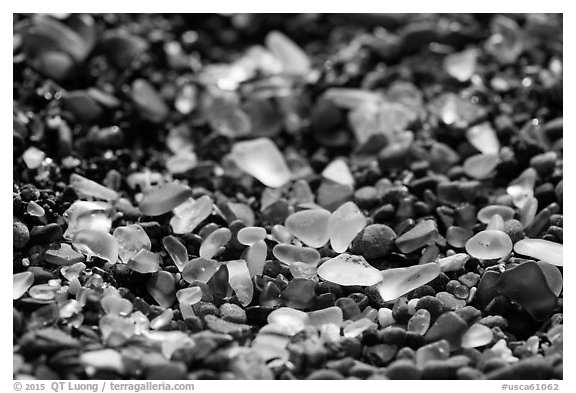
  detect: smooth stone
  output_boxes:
[396,220,438,254]
[466,122,500,155]
[285,208,331,248]
[322,159,354,186]
[307,306,343,328]
[415,339,450,368]
[127,250,160,274]
[465,230,513,260]
[281,278,316,309]
[13,220,30,249]
[272,244,320,266]
[424,312,469,351]
[227,260,254,306]
[113,224,151,263]
[507,168,537,209]
[176,286,203,305]
[69,173,118,201]
[43,243,84,266]
[438,253,470,272]
[514,239,563,267]
[231,138,291,188]
[204,315,250,339]
[327,202,367,253]
[373,263,441,302]
[537,261,562,296]
[477,205,516,224]
[14,272,34,299]
[27,200,45,217]
[444,48,478,82]
[101,295,133,316]
[170,195,213,235]
[183,257,221,283]
[350,224,397,259]
[71,229,119,264]
[80,349,124,374]
[22,147,46,169]
[237,227,266,246]
[463,153,499,179]
[317,254,382,286]
[407,309,431,335]
[495,261,558,321]
[200,228,231,259]
[267,307,310,335]
[316,181,354,212]
[378,308,396,328]
[146,271,176,308]
[485,357,556,380]
[131,79,168,122]
[163,235,188,271]
[461,323,493,348]
[139,183,194,216]
[343,318,377,338]
[244,240,267,277]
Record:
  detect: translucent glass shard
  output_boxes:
[466,122,500,155]
[244,239,267,277]
[146,271,176,308]
[322,159,354,186]
[139,182,194,216]
[308,306,343,329]
[150,309,174,330]
[438,253,470,272]
[71,229,119,264]
[127,250,160,274]
[328,201,367,253]
[461,323,493,348]
[465,230,513,260]
[44,243,85,266]
[14,271,34,299]
[60,262,86,281]
[507,168,537,209]
[227,260,254,306]
[166,150,198,174]
[113,224,151,263]
[407,309,431,335]
[343,318,377,338]
[101,295,133,316]
[80,349,124,374]
[27,200,45,217]
[182,257,220,283]
[176,286,203,305]
[62,201,114,240]
[265,31,311,76]
[230,138,291,188]
[284,208,331,248]
[317,254,382,286]
[170,195,213,235]
[22,146,46,169]
[444,48,479,82]
[272,244,320,266]
[267,307,309,335]
[520,197,538,228]
[477,205,516,224]
[463,153,499,179]
[486,214,505,231]
[69,173,118,201]
[373,263,441,302]
[199,228,231,259]
[396,220,438,254]
[514,239,563,267]
[163,235,188,271]
[289,262,317,280]
[237,226,266,246]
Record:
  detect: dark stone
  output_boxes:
[455,306,482,326]
[364,344,398,367]
[307,369,345,380]
[416,296,445,319]
[144,362,187,380]
[287,328,328,373]
[456,366,485,380]
[476,270,501,308]
[350,224,397,259]
[29,223,63,245]
[392,298,411,324]
[378,327,407,346]
[204,315,250,339]
[13,220,30,249]
[386,359,421,379]
[228,349,273,379]
[336,297,361,321]
[421,355,470,380]
[485,357,556,380]
[354,186,379,209]
[424,312,468,350]
[219,303,247,324]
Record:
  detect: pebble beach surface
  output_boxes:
[13,13,562,380]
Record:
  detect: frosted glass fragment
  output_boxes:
[237,226,266,246]
[284,208,331,248]
[170,195,213,235]
[200,227,231,259]
[14,272,34,299]
[416,340,450,368]
[101,295,133,316]
[113,224,151,263]
[343,318,376,338]
[150,309,174,330]
[486,214,505,231]
[462,323,493,348]
[231,138,291,188]
[265,31,311,76]
[227,260,254,306]
[514,239,563,267]
[163,235,188,271]
[317,254,382,286]
[70,173,118,201]
[322,159,354,186]
[446,226,473,248]
[271,224,293,243]
[444,48,479,82]
[272,244,320,266]
[166,150,197,174]
[374,263,441,302]
[465,230,513,260]
[327,201,367,253]
[146,271,176,308]
[182,257,221,283]
[80,349,124,374]
[507,168,537,209]
[466,122,500,154]
[72,229,119,264]
[267,307,309,335]
[44,243,84,266]
[520,197,538,228]
[60,262,86,281]
[307,306,343,328]
[23,146,46,169]
[139,182,194,216]
[378,308,395,328]
[176,286,203,305]
[62,201,114,239]
[396,220,438,253]
[244,240,267,277]
[28,283,60,300]
[289,262,317,280]
[407,309,431,335]
[463,153,499,179]
[27,200,45,217]
[478,205,516,224]
[127,250,160,274]
[438,253,470,272]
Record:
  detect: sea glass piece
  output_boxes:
[486,15,523,65]
[477,205,516,224]
[407,309,431,335]
[166,150,197,174]
[60,262,86,281]
[170,195,213,235]
[139,182,194,216]
[519,197,538,228]
[182,257,220,283]
[465,230,513,260]
[446,227,473,248]
[486,214,505,231]
[80,349,125,374]
[22,147,46,169]
[199,228,231,259]
[71,229,119,264]
[62,201,114,239]
[437,253,470,272]
[495,261,557,321]
[317,254,382,286]
[343,318,377,338]
[396,220,438,253]
[272,244,320,266]
[271,225,293,243]
[537,261,562,296]
[28,283,60,300]
[44,243,85,266]
[14,272,34,299]
[289,262,317,280]
[281,278,316,309]
[322,159,354,186]
[327,201,367,253]
[284,208,331,248]
[127,250,160,274]
[70,173,118,201]
[416,340,450,368]
[150,309,174,330]
[176,286,203,305]
[466,122,500,155]
[374,263,441,302]
[113,224,151,263]
[244,240,267,277]
[227,260,254,306]
[267,307,309,335]
[514,239,563,267]
[378,308,395,328]
[163,235,188,271]
[463,153,499,179]
[507,168,537,209]
[461,323,493,348]
[27,200,45,217]
[444,48,479,82]
[131,79,168,123]
[307,306,343,328]
[101,295,133,316]
[230,138,291,188]
[237,226,266,246]
[146,271,176,308]
[265,31,311,76]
